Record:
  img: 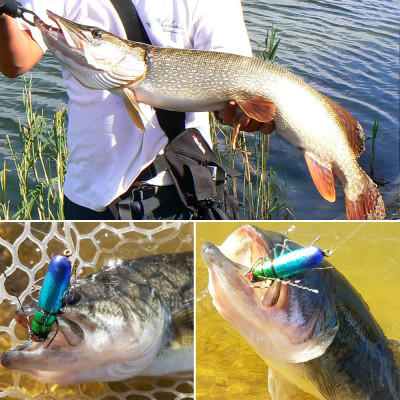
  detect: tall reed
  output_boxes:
[0,76,68,220]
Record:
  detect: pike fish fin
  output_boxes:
[123,87,155,131]
[323,95,365,158]
[304,153,336,202]
[236,99,276,123]
[303,359,338,400]
[232,122,242,150]
[345,172,386,220]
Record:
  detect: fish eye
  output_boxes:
[91,30,102,39]
[63,291,81,306]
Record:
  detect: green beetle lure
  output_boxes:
[245,226,331,284]
[0,253,73,345]
[30,255,72,342]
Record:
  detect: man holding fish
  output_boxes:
[0,0,274,220]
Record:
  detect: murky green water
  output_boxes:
[0,0,398,218]
[196,221,400,399]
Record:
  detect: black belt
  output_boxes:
[135,155,226,184]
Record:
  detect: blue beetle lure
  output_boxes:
[245,227,330,284]
[0,253,73,345]
[30,255,72,342]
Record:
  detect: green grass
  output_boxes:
[0,76,68,220]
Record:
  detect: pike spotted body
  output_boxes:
[34,11,386,220]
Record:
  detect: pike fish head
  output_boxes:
[201,225,339,364]
[34,10,148,90]
[1,265,167,384]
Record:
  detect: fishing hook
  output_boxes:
[18,7,38,27]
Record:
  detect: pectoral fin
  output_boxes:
[123,87,155,131]
[236,98,276,123]
[170,302,194,348]
[268,368,308,400]
[303,359,338,400]
[304,153,336,202]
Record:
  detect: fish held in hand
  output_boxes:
[1,252,194,385]
[201,225,399,399]
[35,11,386,220]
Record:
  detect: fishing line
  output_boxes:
[323,223,365,257]
[0,263,33,336]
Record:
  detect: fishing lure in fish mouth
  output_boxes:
[0,252,73,346]
[30,255,72,343]
[245,226,332,284]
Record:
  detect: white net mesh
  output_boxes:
[0,221,194,400]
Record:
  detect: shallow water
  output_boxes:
[0,221,194,400]
[0,0,398,219]
[196,221,400,399]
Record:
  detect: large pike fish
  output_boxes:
[201,226,399,399]
[1,252,194,384]
[34,11,386,220]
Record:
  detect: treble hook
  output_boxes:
[18,7,39,27]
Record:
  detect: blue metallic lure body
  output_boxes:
[251,246,324,281]
[31,255,71,342]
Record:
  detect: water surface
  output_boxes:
[196,221,400,399]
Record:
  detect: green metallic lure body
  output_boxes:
[250,246,324,281]
[31,255,71,342]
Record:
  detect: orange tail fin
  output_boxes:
[345,173,386,220]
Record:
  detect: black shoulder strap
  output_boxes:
[110,0,186,141]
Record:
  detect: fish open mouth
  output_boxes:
[202,225,339,364]
[34,10,86,53]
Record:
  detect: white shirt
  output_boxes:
[18,0,252,211]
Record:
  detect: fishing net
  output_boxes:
[0,221,194,400]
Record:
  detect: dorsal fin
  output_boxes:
[323,95,365,158]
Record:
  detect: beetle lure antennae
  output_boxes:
[0,263,33,337]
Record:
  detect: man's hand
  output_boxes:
[0,0,22,18]
[215,100,275,136]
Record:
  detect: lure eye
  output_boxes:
[91,29,102,39]
[62,291,81,307]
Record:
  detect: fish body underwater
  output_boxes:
[1,252,194,385]
[201,225,399,399]
[34,11,385,220]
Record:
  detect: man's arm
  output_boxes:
[0,13,43,78]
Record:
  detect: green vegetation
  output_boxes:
[369,119,378,178]
[0,76,68,220]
